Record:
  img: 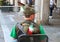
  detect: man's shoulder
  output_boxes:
[15,22,24,31]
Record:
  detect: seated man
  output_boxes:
[10,6,46,42]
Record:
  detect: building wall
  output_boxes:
[35,0,50,24]
[57,0,60,7]
[42,0,50,24]
[35,0,41,22]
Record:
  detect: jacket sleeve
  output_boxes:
[39,24,45,34]
[10,24,18,39]
[39,24,46,40]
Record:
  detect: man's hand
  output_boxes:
[36,20,41,25]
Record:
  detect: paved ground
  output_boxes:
[43,25,60,42]
[0,25,4,42]
[0,12,60,42]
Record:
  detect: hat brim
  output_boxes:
[18,2,25,6]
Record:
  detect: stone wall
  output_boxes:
[35,0,50,24]
[57,0,60,7]
[42,0,50,24]
[35,0,41,22]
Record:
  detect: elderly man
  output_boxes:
[10,6,46,42]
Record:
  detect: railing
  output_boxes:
[18,34,48,42]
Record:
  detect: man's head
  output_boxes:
[23,6,35,21]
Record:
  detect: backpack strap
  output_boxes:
[15,23,25,37]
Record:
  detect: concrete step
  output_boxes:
[52,8,60,19]
[53,11,60,19]
[49,19,60,25]
[53,14,60,19]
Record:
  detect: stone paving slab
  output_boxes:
[43,25,60,42]
[0,25,4,42]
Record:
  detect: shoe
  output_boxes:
[49,16,53,19]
